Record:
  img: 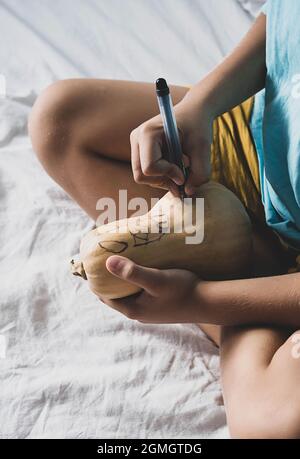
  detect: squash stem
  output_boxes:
[70,259,87,280]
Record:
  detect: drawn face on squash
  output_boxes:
[96,213,169,255]
[71,182,253,299]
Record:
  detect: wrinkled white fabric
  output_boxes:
[236,0,265,17]
[0,0,253,439]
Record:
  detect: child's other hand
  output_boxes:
[100,255,208,324]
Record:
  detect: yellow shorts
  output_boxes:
[184,88,300,271]
[210,97,265,225]
[183,86,263,223]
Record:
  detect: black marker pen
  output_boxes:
[155,78,187,199]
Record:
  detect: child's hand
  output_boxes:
[100,255,208,324]
[130,98,213,197]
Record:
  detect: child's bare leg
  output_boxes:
[29,79,189,219]
[221,325,300,438]
[219,225,300,438]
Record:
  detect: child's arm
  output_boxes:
[103,255,300,329]
[197,272,300,328]
[180,13,266,118]
[131,14,266,195]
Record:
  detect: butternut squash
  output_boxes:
[71,181,252,299]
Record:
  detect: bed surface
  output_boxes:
[0,0,258,439]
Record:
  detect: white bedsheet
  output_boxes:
[0,0,254,439]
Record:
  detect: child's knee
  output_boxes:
[227,331,300,439]
[228,396,300,438]
[28,80,77,169]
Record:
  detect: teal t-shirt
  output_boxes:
[250,0,300,249]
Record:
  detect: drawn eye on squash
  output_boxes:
[130,231,165,247]
[98,240,128,254]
